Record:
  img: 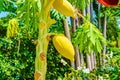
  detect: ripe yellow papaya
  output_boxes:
[52,34,75,61]
[53,0,76,18]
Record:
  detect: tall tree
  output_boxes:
[71,17,81,69]
[103,15,107,65]
[63,19,75,68]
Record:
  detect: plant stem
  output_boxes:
[34,11,49,79]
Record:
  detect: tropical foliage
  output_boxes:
[0,0,120,80]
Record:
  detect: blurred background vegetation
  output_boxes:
[0,0,120,80]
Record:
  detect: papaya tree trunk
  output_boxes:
[35,20,49,80]
[34,5,50,80]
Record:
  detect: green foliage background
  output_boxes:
[0,1,71,79]
[0,0,68,80]
[0,37,35,80]
[0,0,120,80]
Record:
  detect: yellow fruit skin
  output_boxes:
[52,35,75,61]
[53,0,76,18]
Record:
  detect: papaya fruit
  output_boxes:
[53,0,76,18]
[52,34,75,61]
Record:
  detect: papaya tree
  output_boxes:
[15,0,76,80]
[34,0,77,80]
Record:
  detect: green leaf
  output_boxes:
[96,40,102,53]
[0,0,4,11]
[72,21,106,54]
[89,25,95,45]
